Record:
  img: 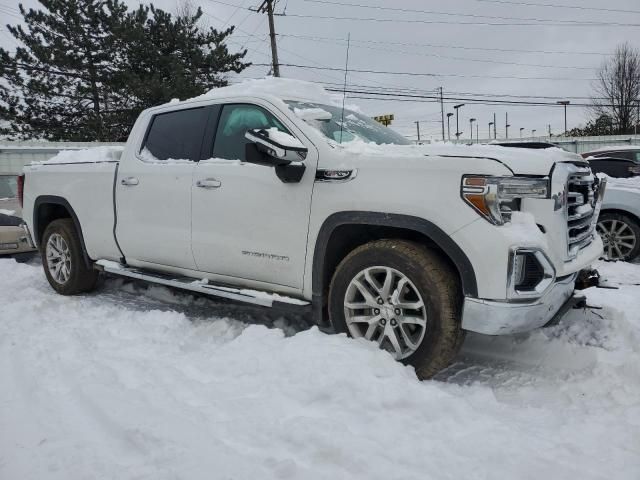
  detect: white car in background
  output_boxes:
[598,178,640,261]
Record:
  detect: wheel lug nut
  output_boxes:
[390,319,397,326]
[374,308,380,315]
[380,319,386,325]
[394,308,401,315]
[377,298,384,305]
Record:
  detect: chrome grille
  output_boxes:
[566,166,598,258]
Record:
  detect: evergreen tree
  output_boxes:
[0,0,249,141]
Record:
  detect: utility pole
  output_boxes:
[470,118,476,143]
[454,104,464,142]
[256,0,280,77]
[505,112,510,139]
[447,113,454,141]
[415,121,421,143]
[493,113,497,139]
[548,124,552,139]
[489,121,494,141]
[439,87,445,141]
[557,100,570,136]
[476,123,479,143]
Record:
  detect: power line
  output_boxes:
[329,89,633,108]
[475,0,640,15]
[282,12,640,27]
[280,34,597,70]
[262,62,597,81]
[278,33,613,56]
[301,0,637,26]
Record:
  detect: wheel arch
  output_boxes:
[599,208,640,226]
[311,211,478,328]
[33,195,92,268]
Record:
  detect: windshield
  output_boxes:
[0,176,17,199]
[285,101,412,146]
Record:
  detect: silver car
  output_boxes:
[0,173,36,257]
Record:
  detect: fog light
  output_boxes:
[508,249,555,298]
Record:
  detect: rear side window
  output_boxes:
[589,159,633,178]
[142,107,209,161]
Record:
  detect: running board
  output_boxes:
[95,260,310,309]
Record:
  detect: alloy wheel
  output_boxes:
[344,266,428,360]
[46,233,72,284]
[597,219,637,260]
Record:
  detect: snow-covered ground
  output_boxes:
[1,259,638,480]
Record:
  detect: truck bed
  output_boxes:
[23,160,122,261]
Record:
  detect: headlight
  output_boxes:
[461,176,549,225]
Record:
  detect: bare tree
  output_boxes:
[592,42,640,134]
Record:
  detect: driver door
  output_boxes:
[191,102,317,290]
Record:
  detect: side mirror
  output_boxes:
[245,129,307,165]
[244,129,307,183]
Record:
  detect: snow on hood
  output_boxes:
[33,146,124,165]
[337,140,586,176]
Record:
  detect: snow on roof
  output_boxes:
[195,77,343,105]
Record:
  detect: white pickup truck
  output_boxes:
[20,78,606,378]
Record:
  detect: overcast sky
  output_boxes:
[1,0,639,141]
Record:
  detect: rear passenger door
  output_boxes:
[116,106,211,270]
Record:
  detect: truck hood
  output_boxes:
[337,142,587,176]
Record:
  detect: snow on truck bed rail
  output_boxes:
[32,145,123,165]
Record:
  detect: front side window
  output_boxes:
[212,104,291,161]
[142,107,209,161]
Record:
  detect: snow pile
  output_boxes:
[265,127,306,149]
[0,208,16,216]
[1,259,639,479]
[33,146,124,165]
[198,77,342,105]
[606,174,640,191]
[293,106,332,121]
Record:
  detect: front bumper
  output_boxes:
[462,273,580,335]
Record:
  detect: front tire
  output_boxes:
[41,218,98,295]
[596,212,640,262]
[328,240,464,379]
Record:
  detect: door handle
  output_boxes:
[196,178,222,189]
[121,176,139,186]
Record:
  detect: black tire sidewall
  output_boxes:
[41,219,97,294]
[328,242,455,369]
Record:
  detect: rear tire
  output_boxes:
[41,218,98,295]
[596,212,640,262]
[328,239,464,379]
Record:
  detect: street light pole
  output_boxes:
[520,127,524,139]
[454,104,464,142]
[489,121,494,141]
[415,121,421,143]
[493,112,497,139]
[557,100,570,135]
[532,129,536,138]
[470,118,476,143]
[447,113,454,141]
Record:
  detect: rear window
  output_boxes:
[0,176,17,199]
[142,107,209,161]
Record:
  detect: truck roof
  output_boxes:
[159,77,344,110]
